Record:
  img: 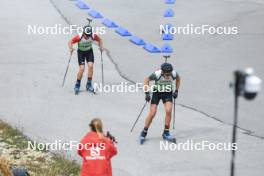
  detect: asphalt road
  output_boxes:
[0,0,263,175]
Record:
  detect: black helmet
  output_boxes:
[83,25,93,37]
[161,63,173,73]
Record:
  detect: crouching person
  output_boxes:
[78,118,117,176]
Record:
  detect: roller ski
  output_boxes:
[74,82,81,95]
[162,130,176,143]
[86,81,96,94]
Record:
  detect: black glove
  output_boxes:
[145,92,151,102]
[172,90,178,99]
[106,131,117,143]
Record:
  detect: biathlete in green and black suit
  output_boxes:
[139,62,181,144]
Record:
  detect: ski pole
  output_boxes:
[130,101,148,132]
[62,52,73,87]
[100,49,104,86]
[173,98,176,129]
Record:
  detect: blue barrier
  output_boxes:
[161,44,173,53]
[162,33,174,40]
[75,1,89,9]
[102,19,118,28]
[160,24,173,34]
[143,43,161,53]
[129,36,145,45]
[88,9,103,18]
[165,0,176,4]
[115,27,132,36]
[164,23,173,30]
[74,2,172,53]
[164,9,174,17]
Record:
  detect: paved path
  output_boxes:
[0,0,263,175]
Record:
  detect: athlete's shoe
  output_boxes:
[139,131,147,145]
[162,131,176,143]
[74,82,80,94]
[86,81,95,93]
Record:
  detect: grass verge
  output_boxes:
[0,120,80,176]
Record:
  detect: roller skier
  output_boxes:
[68,25,103,94]
[139,62,181,144]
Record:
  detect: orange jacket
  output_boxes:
[78,132,117,176]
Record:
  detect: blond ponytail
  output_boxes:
[90,118,103,132]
